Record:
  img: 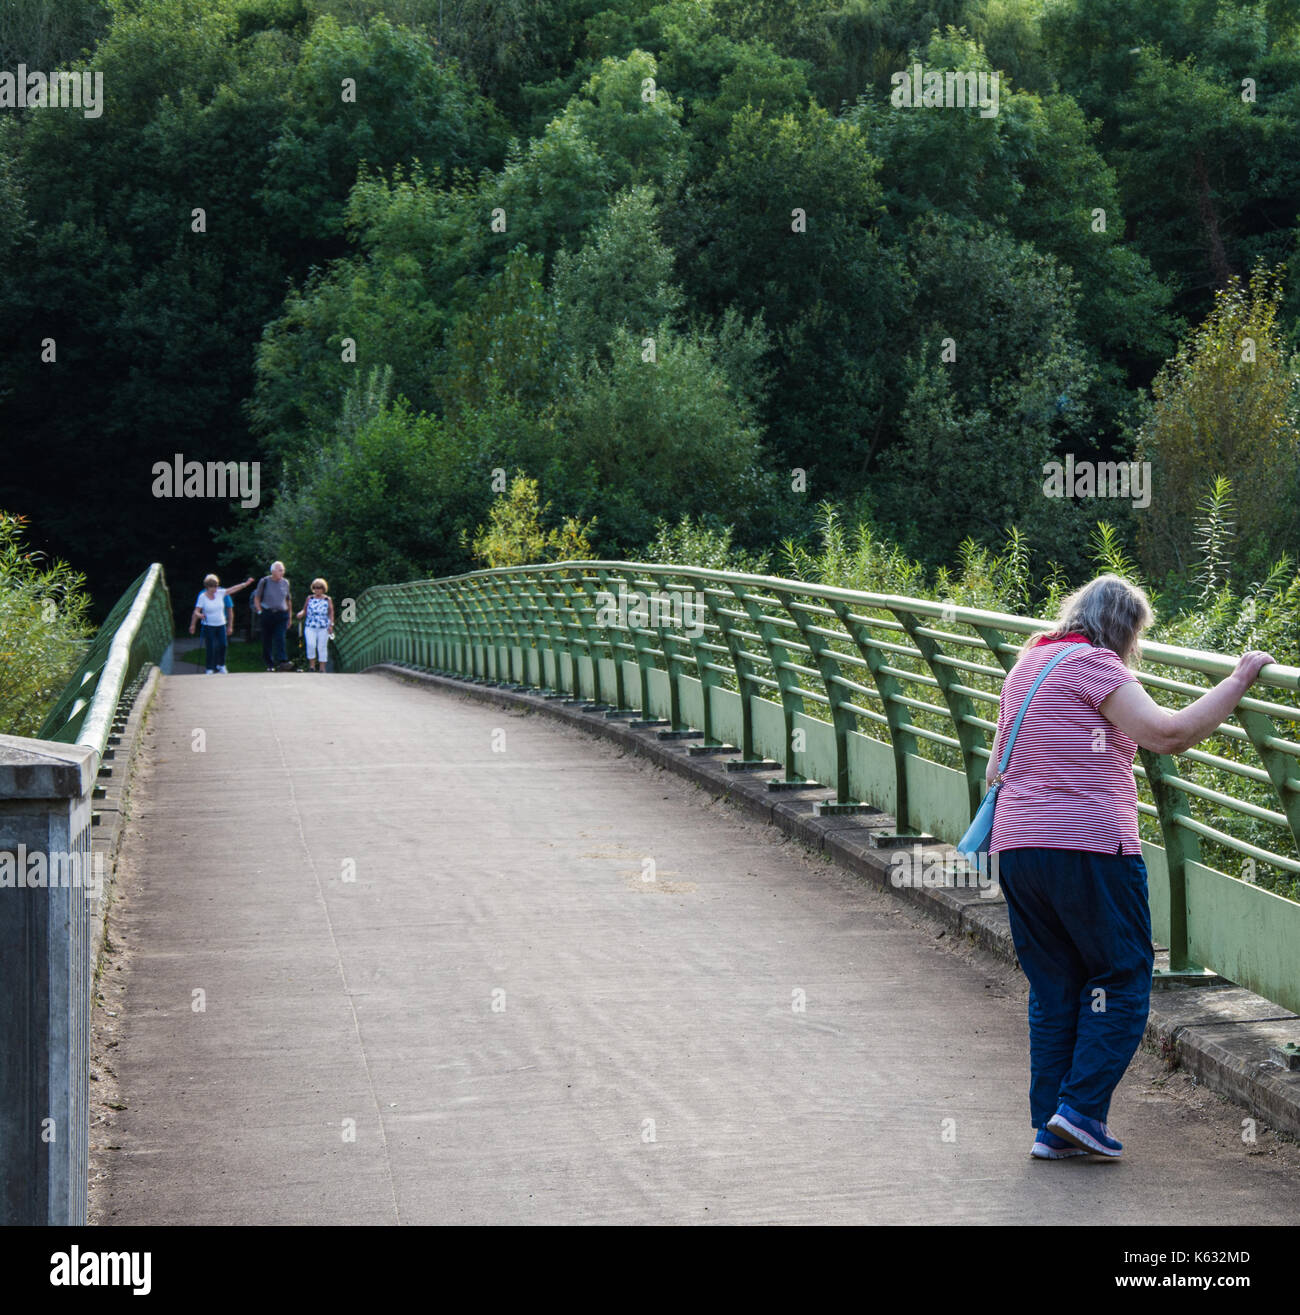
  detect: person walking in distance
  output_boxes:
[295,578,335,672]
[189,573,254,674]
[252,561,294,671]
[987,573,1275,1161]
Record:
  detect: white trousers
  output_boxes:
[304,627,329,661]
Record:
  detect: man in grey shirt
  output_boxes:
[253,561,293,670]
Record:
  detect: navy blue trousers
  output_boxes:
[201,623,227,671]
[996,847,1154,1129]
[260,610,289,666]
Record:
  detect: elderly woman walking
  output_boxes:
[988,574,1274,1160]
[188,573,255,674]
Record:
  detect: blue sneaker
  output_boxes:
[1032,1127,1088,1160]
[1047,1103,1123,1157]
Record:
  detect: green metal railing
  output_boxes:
[39,564,173,759]
[336,561,1300,1015]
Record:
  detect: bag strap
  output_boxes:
[996,642,1090,778]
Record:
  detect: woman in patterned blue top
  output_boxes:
[295,578,336,671]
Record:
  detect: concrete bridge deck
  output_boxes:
[91,671,1300,1224]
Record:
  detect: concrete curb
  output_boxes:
[89,663,161,978]
[372,662,1300,1141]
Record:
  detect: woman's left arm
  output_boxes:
[1100,650,1275,754]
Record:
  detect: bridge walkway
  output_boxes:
[92,671,1300,1224]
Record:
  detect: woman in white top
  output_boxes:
[189,573,255,673]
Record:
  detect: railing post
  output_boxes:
[523,570,566,695]
[657,569,716,741]
[614,569,667,725]
[446,582,475,675]
[536,570,581,697]
[730,583,813,787]
[837,608,920,833]
[1139,746,1208,977]
[1235,706,1300,855]
[587,568,651,720]
[586,569,632,713]
[492,574,522,683]
[557,569,606,707]
[426,584,451,671]
[643,568,707,736]
[384,589,401,667]
[664,579,731,748]
[781,596,870,811]
[701,585,770,766]
[480,573,522,685]
[501,571,539,688]
[401,585,415,666]
[397,586,417,666]
[364,590,385,668]
[415,585,437,668]
[896,609,986,821]
[520,570,548,688]
[381,590,399,667]
[461,577,502,681]
[450,579,488,679]
[973,625,1019,674]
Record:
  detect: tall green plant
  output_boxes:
[0,513,94,737]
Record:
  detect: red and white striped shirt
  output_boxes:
[989,638,1141,855]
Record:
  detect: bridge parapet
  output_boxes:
[1,564,171,1223]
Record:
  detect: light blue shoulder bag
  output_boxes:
[957,642,1089,857]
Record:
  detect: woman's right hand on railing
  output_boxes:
[1232,650,1277,689]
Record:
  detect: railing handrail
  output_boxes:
[77,563,166,759]
[344,560,1300,692]
[38,563,173,754]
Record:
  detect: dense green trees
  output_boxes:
[258,14,508,242]
[0,0,107,72]
[237,392,492,602]
[0,0,501,620]
[880,216,1099,573]
[551,185,684,365]
[672,100,906,492]
[3,0,1300,629]
[850,34,1178,418]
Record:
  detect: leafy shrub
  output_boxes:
[464,473,596,568]
[0,513,93,737]
[643,514,772,575]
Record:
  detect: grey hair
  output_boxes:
[271,560,285,573]
[1033,573,1154,666]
